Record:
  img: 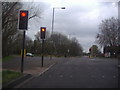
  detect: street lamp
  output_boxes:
[51,7,65,35]
[50,7,65,59]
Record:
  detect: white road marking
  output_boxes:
[60,75,63,78]
[70,75,73,78]
[113,76,116,78]
[102,75,105,78]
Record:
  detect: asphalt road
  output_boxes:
[18,56,118,88]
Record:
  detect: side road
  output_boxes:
[2,56,65,88]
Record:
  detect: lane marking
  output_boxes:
[60,75,63,78]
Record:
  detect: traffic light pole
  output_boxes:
[21,30,26,73]
[40,27,46,67]
[41,39,44,67]
[19,10,28,73]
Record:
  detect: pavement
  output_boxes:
[2,56,61,88]
[3,56,60,75]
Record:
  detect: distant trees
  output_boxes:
[25,36,34,54]
[96,17,120,57]
[33,31,83,57]
[69,37,83,56]
[89,45,101,57]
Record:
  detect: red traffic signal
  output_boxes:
[19,10,28,30]
[21,12,27,17]
[41,27,46,39]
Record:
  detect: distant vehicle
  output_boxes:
[104,52,110,58]
[26,53,34,57]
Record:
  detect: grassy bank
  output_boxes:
[2,70,22,85]
[0,71,1,85]
[2,55,13,62]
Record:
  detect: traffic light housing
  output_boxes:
[41,27,46,39]
[89,48,91,52]
[19,10,29,30]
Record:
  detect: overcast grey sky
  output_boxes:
[24,0,118,53]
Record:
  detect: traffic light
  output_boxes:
[41,27,46,39]
[19,10,29,30]
[89,48,91,52]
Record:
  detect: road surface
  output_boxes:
[17,56,118,88]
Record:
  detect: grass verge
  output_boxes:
[0,71,2,85]
[2,55,13,62]
[2,70,22,85]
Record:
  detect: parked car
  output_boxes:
[26,53,34,57]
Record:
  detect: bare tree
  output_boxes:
[96,17,120,47]
[96,17,120,57]
[2,2,22,57]
[2,1,44,57]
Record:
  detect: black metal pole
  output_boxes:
[21,30,26,73]
[41,39,44,67]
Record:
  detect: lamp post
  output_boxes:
[51,7,65,36]
[50,7,65,59]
